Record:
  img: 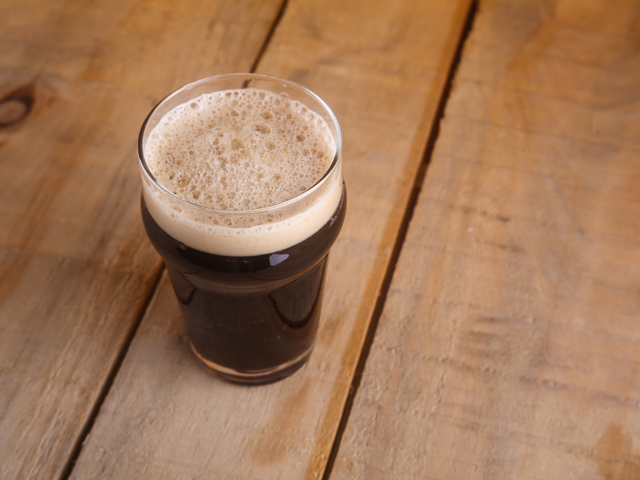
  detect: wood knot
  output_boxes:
[0,90,34,127]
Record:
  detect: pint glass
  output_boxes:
[138,74,345,384]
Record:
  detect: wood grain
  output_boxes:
[331,0,640,478]
[68,0,473,478]
[0,1,283,479]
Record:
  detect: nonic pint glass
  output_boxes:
[138,74,345,384]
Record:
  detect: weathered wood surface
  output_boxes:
[0,1,283,479]
[69,0,473,478]
[332,0,640,478]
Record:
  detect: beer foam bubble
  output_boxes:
[143,88,342,256]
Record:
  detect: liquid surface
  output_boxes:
[145,88,335,210]
[142,88,342,257]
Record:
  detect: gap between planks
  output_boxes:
[59,1,291,479]
[250,0,290,73]
[321,1,480,478]
[58,264,165,480]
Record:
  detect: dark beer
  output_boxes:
[138,75,345,384]
[141,187,345,383]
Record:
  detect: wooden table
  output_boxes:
[2,0,639,478]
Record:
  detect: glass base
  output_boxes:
[190,342,314,385]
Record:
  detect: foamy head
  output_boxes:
[140,80,342,257]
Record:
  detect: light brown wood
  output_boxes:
[68,0,473,478]
[332,0,640,478]
[0,1,283,479]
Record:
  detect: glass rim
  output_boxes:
[137,73,342,216]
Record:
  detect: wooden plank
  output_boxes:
[331,0,640,478]
[68,0,474,478]
[0,1,283,479]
